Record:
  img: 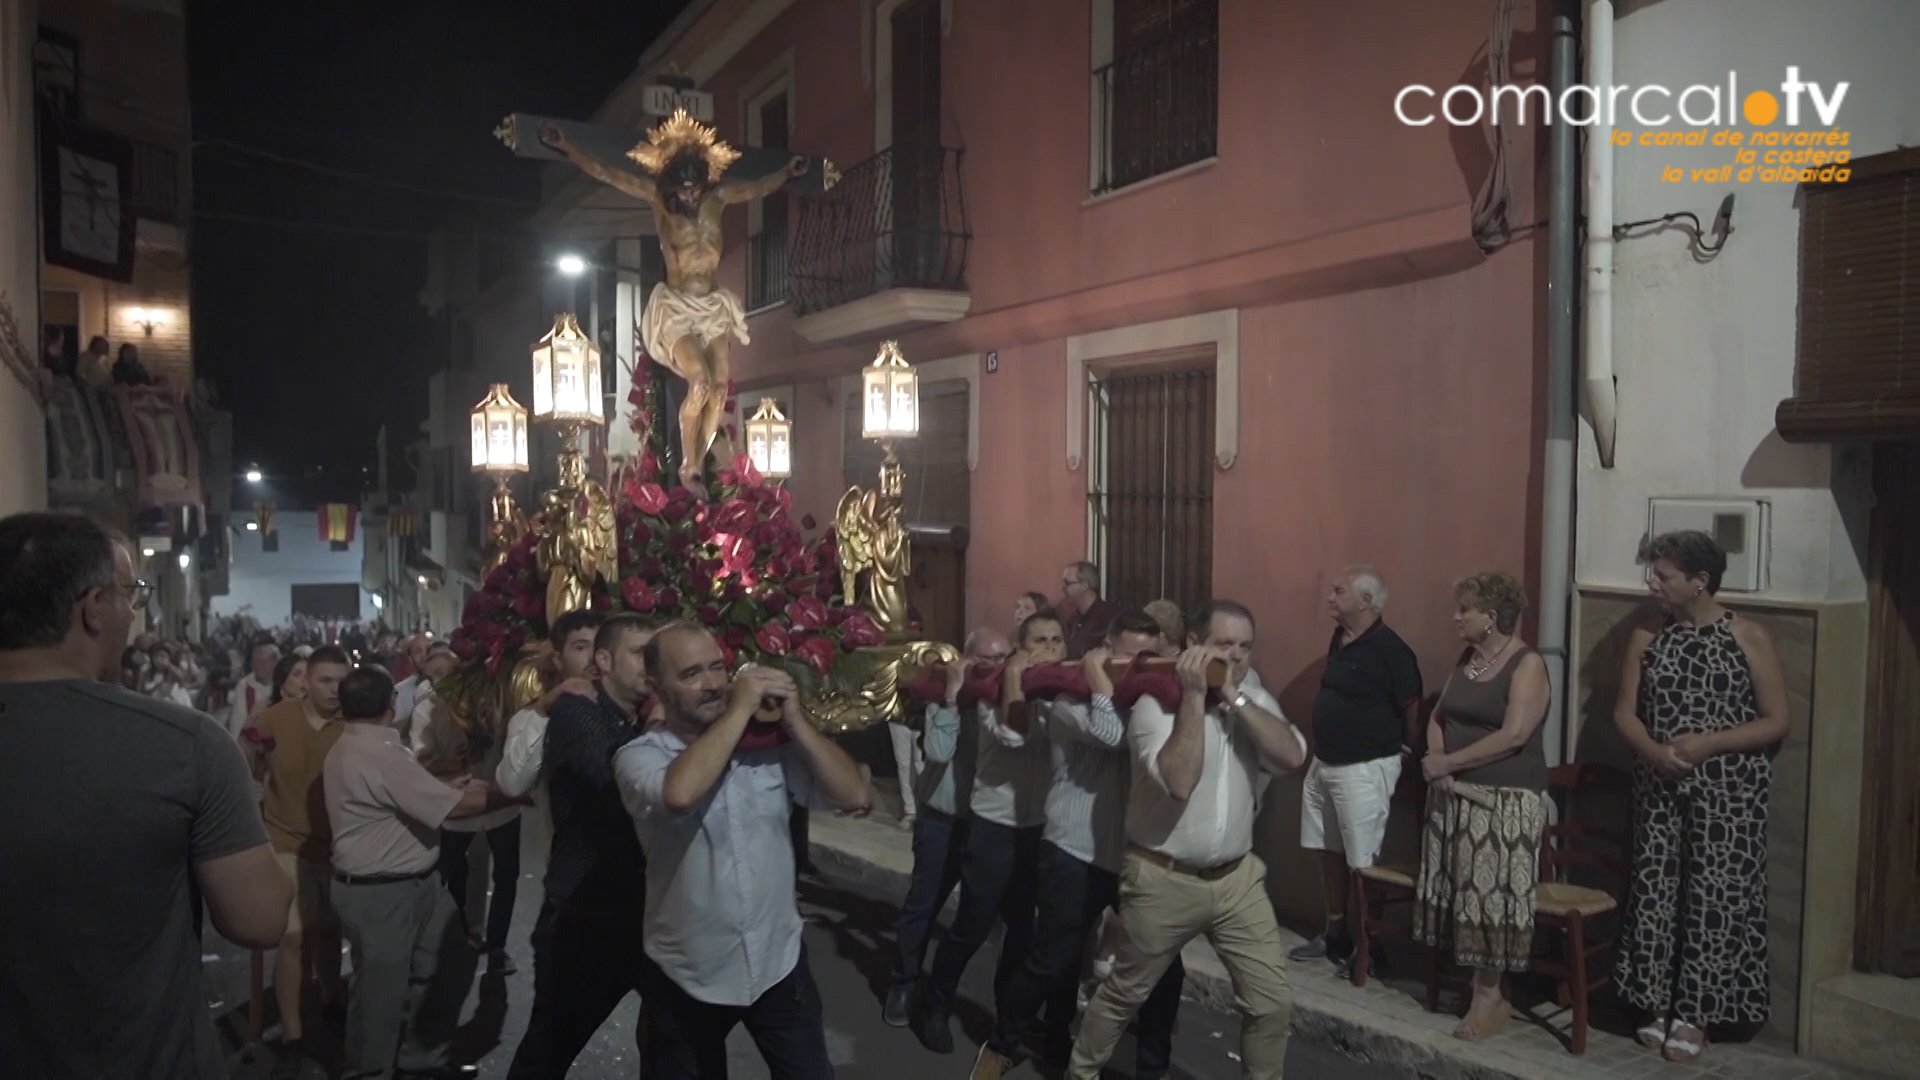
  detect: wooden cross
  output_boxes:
[493,113,839,195]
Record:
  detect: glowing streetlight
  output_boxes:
[245,521,259,532]
[244,468,263,483]
[556,253,587,277]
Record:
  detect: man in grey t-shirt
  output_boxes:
[0,513,293,1079]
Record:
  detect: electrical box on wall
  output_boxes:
[1645,497,1771,593]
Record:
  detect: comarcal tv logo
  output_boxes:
[1397,67,1854,183]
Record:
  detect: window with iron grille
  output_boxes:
[748,90,791,310]
[1775,146,1920,443]
[1093,0,1219,195]
[1086,364,1214,612]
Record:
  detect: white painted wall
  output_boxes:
[212,511,372,626]
[0,0,46,516]
[1578,0,1920,602]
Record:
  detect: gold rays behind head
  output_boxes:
[626,108,741,182]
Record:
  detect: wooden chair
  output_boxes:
[1527,762,1631,1054]
[1348,766,1431,995]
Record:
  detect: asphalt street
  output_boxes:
[211,836,1400,1079]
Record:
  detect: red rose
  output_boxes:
[622,579,658,612]
[512,594,544,620]
[631,520,654,546]
[630,482,669,516]
[637,555,664,580]
[840,612,884,648]
[450,633,478,660]
[723,624,747,648]
[789,594,829,631]
[795,635,835,675]
[754,622,792,656]
[663,499,691,524]
[657,586,681,610]
[762,589,789,615]
[699,603,723,626]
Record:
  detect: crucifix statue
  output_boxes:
[531,109,813,498]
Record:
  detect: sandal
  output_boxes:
[1636,1017,1670,1050]
[1663,1022,1706,1062]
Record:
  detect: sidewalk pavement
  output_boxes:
[808,804,1875,1080]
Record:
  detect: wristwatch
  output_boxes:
[1230,689,1251,714]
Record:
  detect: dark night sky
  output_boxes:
[187,1,688,504]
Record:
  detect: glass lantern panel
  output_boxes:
[585,350,604,422]
[748,426,770,475]
[488,415,515,467]
[862,368,889,438]
[512,413,530,469]
[770,428,792,476]
[889,368,918,435]
[554,342,587,416]
[470,412,487,468]
[531,348,554,418]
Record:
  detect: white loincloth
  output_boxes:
[642,282,750,363]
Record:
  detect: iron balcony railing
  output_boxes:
[788,143,971,316]
[748,223,789,310]
[1092,0,1220,195]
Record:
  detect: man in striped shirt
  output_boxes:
[970,610,1185,1080]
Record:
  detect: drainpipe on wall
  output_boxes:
[1539,0,1581,766]
[1584,0,1620,467]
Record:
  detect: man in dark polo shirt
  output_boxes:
[1059,561,1122,660]
[0,512,292,1079]
[1291,565,1423,977]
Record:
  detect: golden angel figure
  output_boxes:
[835,461,910,641]
[538,479,615,622]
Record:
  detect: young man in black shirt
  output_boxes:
[1291,566,1424,977]
[505,613,659,1078]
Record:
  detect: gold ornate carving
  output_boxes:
[821,159,841,191]
[486,477,529,572]
[626,107,741,181]
[537,431,616,622]
[835,465,910,642]
[800,640,959,734]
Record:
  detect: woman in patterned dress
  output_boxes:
[1612,530,1790,1062]
[1415,571,1552,1039]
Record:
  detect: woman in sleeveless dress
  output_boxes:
[1612,530,1790,1062]
[1414,571,1552,1039]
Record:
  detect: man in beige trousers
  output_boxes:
[1069,600,1309,1079]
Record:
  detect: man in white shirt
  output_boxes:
[401,644,456,748]
[389,635,431,740]
[1069,600,1308,1080]
[614,623,869,1077]
[223,639,280,740]
[494,610,603,846]
[915,613,1060,1055]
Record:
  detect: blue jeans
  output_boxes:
[640,946,833,1080]
[990,842,1184,1074]
[891,810,969,992]
[924,818,1042,1014]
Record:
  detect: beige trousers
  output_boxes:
[1069,851,1293,1079]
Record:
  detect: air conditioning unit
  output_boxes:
[1645,497,1770,593]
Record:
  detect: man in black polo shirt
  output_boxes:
[504,613,660,1078]
[1291,565,1423,977]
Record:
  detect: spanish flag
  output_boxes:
[319,503,358,544]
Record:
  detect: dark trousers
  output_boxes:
[924,818,1042,1014]
[891,810,969,992]
[640,946,833,1080]
[504,900,647,1079]
[989,842,1184,1074]
[437,817,521,951]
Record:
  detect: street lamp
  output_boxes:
[556,253,587,277]
[470,383,531,567]
[245,521,259,532]
[244,467,263,483]
[744,397,793,481]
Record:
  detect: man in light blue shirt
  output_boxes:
[614,622,869,1079]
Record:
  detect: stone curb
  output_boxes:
[806,832,1552,1080]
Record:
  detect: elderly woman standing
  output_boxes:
[1612,531,1789,1062]
[1415,571,1552,1039]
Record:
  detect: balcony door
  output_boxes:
[889,0,942,288]
[1858,440,1920,976]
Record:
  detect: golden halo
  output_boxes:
[626,108,741,182]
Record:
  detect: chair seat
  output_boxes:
[1357,863,1417,889]
[1535,881,1617,917]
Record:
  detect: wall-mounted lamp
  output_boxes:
[125,307,167,337]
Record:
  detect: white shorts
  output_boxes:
[1300,756,1402,868]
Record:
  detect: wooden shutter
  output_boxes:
[1776,147,1920,442]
